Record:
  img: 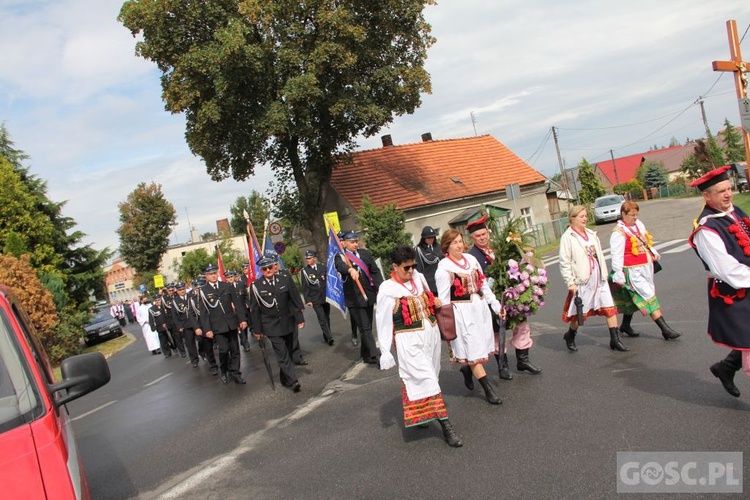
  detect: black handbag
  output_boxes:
[652,258,663,274]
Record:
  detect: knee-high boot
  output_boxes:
[459,365,474,390]
[710,350,742,397]
[619,314,641,337]
[495,353,513,380]
[654,316,681,340]
[516,348,542,374]
[438,419,463,448]
[609,327,629,351]
[477,376,502,405]
[563,327,578,351]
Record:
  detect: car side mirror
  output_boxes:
[50,352,111,407]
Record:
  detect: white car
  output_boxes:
[593,194,625,225]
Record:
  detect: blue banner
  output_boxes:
[325,226,347,317]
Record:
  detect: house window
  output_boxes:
[520,207,534,230]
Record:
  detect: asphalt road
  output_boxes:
[69,196,750,499]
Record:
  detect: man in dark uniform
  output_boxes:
[689,165,750,398]
[160,283,179,354]
[169,282,199,366]
[269,252,308,366]
[190,276,219,375]
[228,269,252,352]
[414,226,444,294]
[197,264,249,384]
[250,256,306,392]
[334,231,383,363]
[148,295,173,359]
[301,250,333,346]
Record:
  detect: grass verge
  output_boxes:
[53,334,134,381]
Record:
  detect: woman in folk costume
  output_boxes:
[609,201,681,340]
[435,229,504,405]
[136,295,161,354]
[376,245,462,447]
[559,205,628,352]
[414,226,444,294]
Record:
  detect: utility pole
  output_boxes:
[552,126,570,206]
[711,19,750,173]
[697,96,713,140]
[610,149,620,186]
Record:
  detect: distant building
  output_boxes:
[104,258,138,303]
[326,133,563,245]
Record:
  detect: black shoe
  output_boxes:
[655,317,681,340]
[563,328,578,351]
[609,327,629,351]
[191,361,199,368]
[180,352,187,358]
[210,367,219,376]
[352,337,359,346]
[478,376,502,405]
[151,350,159,355]
[232,374,246,385]
[363,357,379,364]
[220,373,229,384]
[460,365,474,390]
[710,362,740,397]
[438,419,463,448]
[516,348,542,374]
[200,353,207,362]
[295,359,309,366]
[327,338,335,346]
[243,346,251,352]
[292,382,301,393]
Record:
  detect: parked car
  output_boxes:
[83,307,123,346]
[593,194,626,225]
[0,284,111,499]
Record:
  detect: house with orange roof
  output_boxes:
[326,133,562,244]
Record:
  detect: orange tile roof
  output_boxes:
[331,135,546,211]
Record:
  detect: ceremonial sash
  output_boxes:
[346,251,374,286]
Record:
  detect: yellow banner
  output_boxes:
[323,212,340,234]
[154,274,164,288]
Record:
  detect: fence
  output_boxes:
[525,218,569,247]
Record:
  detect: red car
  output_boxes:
[0,285,110,499]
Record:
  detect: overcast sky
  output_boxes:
[1,0,749,255]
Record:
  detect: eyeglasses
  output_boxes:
[261,265,274,271]
[401,264,416,272]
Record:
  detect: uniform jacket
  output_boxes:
[334,248,383,307]
[301,263,327,305]
[197,281,248,334]
[168,294,196,331]
[148,304,169,333]
[414,243,443,293]
[468,245,493,274]
[249,275,305,337]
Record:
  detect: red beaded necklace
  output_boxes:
[447,254,471,270]
[390,271,418,294]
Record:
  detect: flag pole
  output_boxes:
[328,220,368,302]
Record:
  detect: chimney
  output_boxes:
[381,134,393,147]
[421,132,433,142]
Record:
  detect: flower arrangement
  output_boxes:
[485,215,549,330]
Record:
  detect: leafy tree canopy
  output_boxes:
[356,196,412,263]
[229,191,270,237]
[176,248,212,282]
[117,182,177,274]
[119,0,435,254]
[680,138,725,180]
[720,118,746,164]
[575,158,605,205]
[636,160,668,189]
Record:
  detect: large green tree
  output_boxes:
[117,182,177,273]
[119,0,435,254]
[680,138,725,180]
[357,196,411,263]
[636,160,669,189]
[229,191,270,237]
[720,118,746,164]
[576,158,605,205]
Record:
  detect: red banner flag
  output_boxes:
[215,245,226,282]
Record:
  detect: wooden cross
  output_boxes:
[712,20,750,169]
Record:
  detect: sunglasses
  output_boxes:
[261,265,275,271]
[401,264,417,272]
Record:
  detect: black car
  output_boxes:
[83,308,123,346]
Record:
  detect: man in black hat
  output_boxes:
[250,256,306,392]
[190,275,219,374]
[301,249,333,345]
[227,269,252,352]
[689,165,750,398]
[334,231,383,364]
[415,226,444,294]
[168,282,196,365]
[148,295,173,359]
[197,263,249,384]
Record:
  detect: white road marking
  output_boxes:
[70,400,117,422]
[144,373,172,387]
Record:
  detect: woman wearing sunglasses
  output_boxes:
[376,245,462,447]
[435,229,504,405]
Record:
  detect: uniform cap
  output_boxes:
[420,226,438,238]
[341,230,359,241]
[689,165,731,192]
[204,263,218,273]
[256,256,275,268]
[304,250,317,258]
[175,281,186,290]
[466,215,487,233]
